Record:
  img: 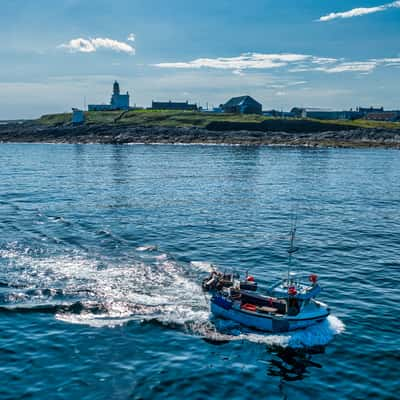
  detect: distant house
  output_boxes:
[88,81,131,111]
[151,101,197,111]
[222,96,262,114]
[358,106,384,115]
[365,112,400,122]
[291,107,362,120]
[306,110,362,120]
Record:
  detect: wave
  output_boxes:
[136,245,158,252]
[0,301,107,315]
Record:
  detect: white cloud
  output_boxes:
[288,80,308,86]
[310,57,338,65]
[372,57,400,63]
[59,37,135,55]
[319,1,400,22]
[267,81,307,89]
[154,53,311,70]
[127,33,136,42]
[153,52,400,75]
[316,61,379,73]
[232,69,245,76]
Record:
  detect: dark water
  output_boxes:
[0,144,399,400]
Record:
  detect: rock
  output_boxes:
[0,122,399,148]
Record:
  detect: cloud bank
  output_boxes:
[154,53,336,71]
[153,52,400,74]
[319,1,400,22]
[59,37,135,55]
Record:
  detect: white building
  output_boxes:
[88,81,131,111]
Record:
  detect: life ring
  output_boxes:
[241,303,257,312]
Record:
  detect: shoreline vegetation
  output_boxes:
[1,110,400,148]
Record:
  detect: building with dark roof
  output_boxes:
[151,101,197,111]
[222,96,262,114]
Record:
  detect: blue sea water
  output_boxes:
[0,143,399,400]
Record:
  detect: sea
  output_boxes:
[0,143,399,400]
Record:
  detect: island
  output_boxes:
[1,109,400,148]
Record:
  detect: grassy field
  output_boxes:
[38,109,400,130]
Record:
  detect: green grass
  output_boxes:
[38,110,400,130]
[114,109,268,127]
[309,117,400,130]
[39,111,122,125]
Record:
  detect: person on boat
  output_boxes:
[287,287,301,316]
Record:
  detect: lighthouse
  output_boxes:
[88,81,131,111]
[110,81,130,110]
[113,81,120,96]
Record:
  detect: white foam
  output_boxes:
[50,253,210,328]
[136,245,158,252]
[56,312,134,328]
[190,261,214,272]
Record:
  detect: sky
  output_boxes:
[1,0,400,119]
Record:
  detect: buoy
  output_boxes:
[309,274,318,284]
[246,276,255,282]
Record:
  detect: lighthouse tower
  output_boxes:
[110,81,130,110]
[113,81,120,96]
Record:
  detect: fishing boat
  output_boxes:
[204,226,330,333]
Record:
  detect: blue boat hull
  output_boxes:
[210,297,328,333]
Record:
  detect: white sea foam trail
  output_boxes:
[55,254,210,328]
[0,245,210,328]
[1,245,344,348]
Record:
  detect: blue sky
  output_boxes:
[1,0,400,119]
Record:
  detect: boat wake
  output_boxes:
[187,315,344,349]
[0,245,209,329]
[0,245,344,347]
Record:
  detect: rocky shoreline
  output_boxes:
[1,122,400,148]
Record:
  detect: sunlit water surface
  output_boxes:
[0,144,399,399]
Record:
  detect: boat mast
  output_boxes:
[287,216,299,284]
